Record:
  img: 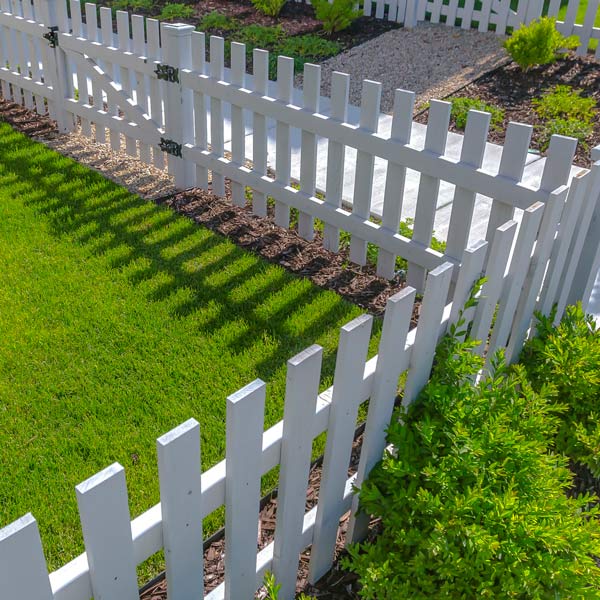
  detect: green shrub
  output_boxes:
[504,17,579,71]
[533,85,596,122]
[159,3,195,22]
[263,572,316,600]
[312,0,360,34]
[199,11,239,32]
[277,35,341,73]
[251,0,287,17]
[449,96,505,131]
[344,313,600,598]
[108,0,153,14]
[521,304,600,476]
[237,24,284,48]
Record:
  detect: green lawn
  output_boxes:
[0,121,379,575]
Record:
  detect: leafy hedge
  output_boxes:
[345,309,600,599]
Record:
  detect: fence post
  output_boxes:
[0,514,53,600]
[569,148,600,309]
[161,23,195,189]
[40,0,74,133]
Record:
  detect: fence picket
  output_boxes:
[346,287,417,544]
[75,463,138,600]
[376,89,414,279]
[225,380,266,600]
[192,31,208,189]
[230,41,246,207]
[461,0,476,28]
[274,55,294,229]
[157,418,204,600]
[0,514,53,600]
[210,35,226,197]
[506,186,569,362]
[100,6,121,150]
[251,48,269,216]
[146,17,164,169]
[407,100,451,291]
[71,0,92,137]
[308,314,374,585]
[272,345,323,600]
[445,110,491,262]
[448,239,488,329]
[83,1,105,143]
[403,261,454,405]
[0,0,11,100]
[21,0,44,114]
[132,14,152,164]
[2,0,20,103]
[349,80,381,265]
[485,122,532,245]
[486,201,545,360]
[298,63,321,241]
[471,220,518,353]
[323,71,349,252]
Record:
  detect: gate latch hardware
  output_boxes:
[159,138,182,158]
[43,26,59,48]
[154,64,179,83]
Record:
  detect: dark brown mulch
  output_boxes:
[0,98,410,317]
[414,53,600,168]
[159,189,410,317]
[140,432,378,600]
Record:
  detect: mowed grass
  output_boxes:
[0,121,379,575]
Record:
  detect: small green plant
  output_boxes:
[251,0,287,17]
[533,85,596,122]
[277,35,341,73]
[344,301,600,598]
[521,304,600,476]
[199,11,239,32]
[504,17,579,71]
[263,572,316,600]
[109,0,153,12]
[532,86,596,151]
[312,0,360,34]
[237,24,284,48]
[449,96,505,131]
[159,3,195,22]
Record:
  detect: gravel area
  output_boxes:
[303,23,509,113]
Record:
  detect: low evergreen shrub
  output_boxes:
[251,0,287,17]
[449,96,505,131]
[521,304,600,477]
[158,2,195,22]
[504,17,579,71]
[344,307,600,598]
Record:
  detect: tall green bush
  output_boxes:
[345,316,600,598]
[504,17,579,71]
[521,304,600,476]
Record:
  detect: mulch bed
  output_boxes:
[140,433,376,600]
[414,53,600,168]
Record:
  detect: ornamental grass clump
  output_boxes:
[521,304,600,477]
[345,311,600,599]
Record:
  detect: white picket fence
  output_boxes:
[3,153,600,598]
[0,0,594,294]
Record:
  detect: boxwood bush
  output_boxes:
[344,313,600,598]
[521,304,600,476]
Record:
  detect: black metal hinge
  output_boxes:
[43,26,59,48]
[159,138,182,158]
[154,64,179,83]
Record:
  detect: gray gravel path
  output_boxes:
[300,23,509,113]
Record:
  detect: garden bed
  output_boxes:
[415,52,600,168]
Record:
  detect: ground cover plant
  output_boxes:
[0,121,380,577]
[344,305,600,598]
[449,96,505,131]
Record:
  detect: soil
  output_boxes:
[414,53,600,168]
[139,432,377,600]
